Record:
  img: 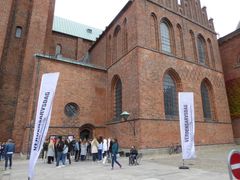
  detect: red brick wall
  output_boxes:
[0,0,36,144]
[11,0,56,151]
[0,0,13,64]
[90,0,233,147]
[21,57,107,152]
[219,31,240,142]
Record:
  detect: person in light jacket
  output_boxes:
[91,138,99,162]
[80,139,87,161]
[102,138,108,164]
[4,139,15,170]
[47,139,55,164]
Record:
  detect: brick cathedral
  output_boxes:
[0,0,238,153]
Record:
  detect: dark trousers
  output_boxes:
[47,156,54,164]
[67,153,71,164]
[92,153,98,161]
[111,153,121,168]
[98,149,102,160]
[56,152,64,166]
[5,154,13,169]
[75,150,79,161]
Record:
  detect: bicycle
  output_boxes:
[168,144,182,155]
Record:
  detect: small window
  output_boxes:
[55,44,62,56]
[64,103,79,118]
[86,28,92,34]
[15,26,22,38]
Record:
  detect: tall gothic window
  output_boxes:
[208,39,215,68]
[201,81,212,120]
[190,30,197,61]
[197,35,206,64]
[164,74,178,118]
[150,13,159,50]
[177,24,185,58]
[160,22,171,53]
[114,79,122,120]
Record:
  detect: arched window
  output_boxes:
[15,26,22,38]
[107,35,112,66]
[55,44,62,56]
[177,24,185,58]
[197,35,206,64]
[207,39,215,68]
[114,78,122,120]
[123,18,128,54]
[150,13,159,50]
[113,25,121,62]
[160,22,172,53]
[190,30,197,61]
[163,74,178,118]
[201,81,212,120]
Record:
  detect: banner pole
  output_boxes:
[179,159,189,169]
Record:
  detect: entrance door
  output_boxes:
[80,129,91,140]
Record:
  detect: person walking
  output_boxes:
[97,137,103,161]
[0,142,3,161]
[47,139,55,164]
[56,136,65,167]
[111,138,122,170]
[80,139,87,161]
[42,139,48,163]
[102,138,108,164]
[4,139,15,170]
[91,137,99,162]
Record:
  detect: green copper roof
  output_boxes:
[53,16,102,41]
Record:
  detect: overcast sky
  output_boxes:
[54,0,240,38]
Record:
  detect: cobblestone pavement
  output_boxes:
[0,144,239,180]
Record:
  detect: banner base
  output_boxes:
[179,165,189,169]
[179,159,190,169]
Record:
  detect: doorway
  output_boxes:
[79,124,94,140]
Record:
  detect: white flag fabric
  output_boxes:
[178,92,196,160]
[28,72,60,180]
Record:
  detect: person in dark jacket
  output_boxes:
[129,146,138,165]
[4,139,15,170]
[56,136,65,167]
[111,138,122,170]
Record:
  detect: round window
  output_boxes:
[64,103,79,117]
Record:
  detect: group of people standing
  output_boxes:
[41,136,122,169]
[0,139,16,170]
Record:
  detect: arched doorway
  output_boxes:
[79,124,94,140]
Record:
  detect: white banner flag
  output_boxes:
[28,72,60,180]
[178,92,196,160]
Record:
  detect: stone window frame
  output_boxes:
[160,21,172,54]
[64,102,80,118]
[200,78,216,122]
[197,35,207,65]
[55,44,62,57]
[163,68,182,120]
[111,75,122,122]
